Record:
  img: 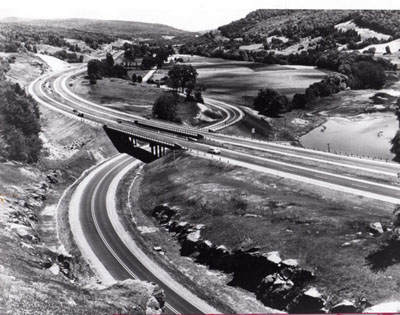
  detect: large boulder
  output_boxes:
[256,273,296,309]
[288,287,326,313]
[180,230,201,256]
[368,222,384,235]
[363,301,400,313]
[101,279,165,314]
[152,204,178,224]
[331,299,358,313]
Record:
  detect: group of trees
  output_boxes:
[87,53,128,83]
[167,64,198,93]
[152,64,203,122]
[254,73,350,116]
[121,42,174,70]
[0,81,42,163]
[52,49,84,63]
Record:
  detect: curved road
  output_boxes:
[73,154,217,314]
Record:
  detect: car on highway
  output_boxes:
[116,119,122,123]
[187,137,198,142]
[207,147,221,155]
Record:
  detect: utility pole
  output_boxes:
[327,143,330,153]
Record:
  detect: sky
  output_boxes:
[1,0,400,31]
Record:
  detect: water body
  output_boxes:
[300,113,398,160]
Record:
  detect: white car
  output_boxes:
[208,147,221,155]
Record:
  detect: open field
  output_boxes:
[69,74,218,125]
[136,152,400,309]
[162,55,327,105]
[70,75,162,117]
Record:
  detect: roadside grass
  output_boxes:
[137,151,399,308]
[69,75,163,117]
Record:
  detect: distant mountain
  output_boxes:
[1,17,194,40]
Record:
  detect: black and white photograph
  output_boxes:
[2,0,400,314]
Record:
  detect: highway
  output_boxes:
[73,154,217,314]
[28,52,400,314]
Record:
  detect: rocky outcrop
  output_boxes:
[151,204,323,312]
[101,279,166,314]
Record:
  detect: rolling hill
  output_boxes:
[1,17,194,40]
[217,9,400,41]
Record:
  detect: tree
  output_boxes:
[132,73,137,83]
[391,130,400,162]
[87,59,103,79]
[137,75,143,83]
[253,88,288,117]
[124,48,135,66]
[168,64,198,93]
[152,94,177,122]
[351,61,386,89]
[385,45,392,55]
[292,93,307,109]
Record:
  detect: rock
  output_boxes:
[257,273,296,309]
[180,230,201,256]
[152,204,178,224]
[101,279,165,314]
[331,299,358,313]
[282,259,299,268]
[363,301,400,312]
[264,251,282,265]
[10,224,39,243]
[368,222,384,235]
[288,287,326,313]
[49,263,60,275]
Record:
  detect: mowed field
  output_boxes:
[171,55,327,105]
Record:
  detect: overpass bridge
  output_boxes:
[104,125,186,163]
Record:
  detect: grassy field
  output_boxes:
[155,55,326,106]
[70,74,212,124]
[136,152,399,309]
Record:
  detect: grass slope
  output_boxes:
[138,152,399,308]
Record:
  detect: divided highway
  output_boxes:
[29,54,400,314]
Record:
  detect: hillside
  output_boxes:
[1,17,194,40]
[217,9,400,41]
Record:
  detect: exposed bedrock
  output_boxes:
[151,204,341,312]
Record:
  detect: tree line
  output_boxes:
[0,81,42,163]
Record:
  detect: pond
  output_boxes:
[300,113,398,160]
